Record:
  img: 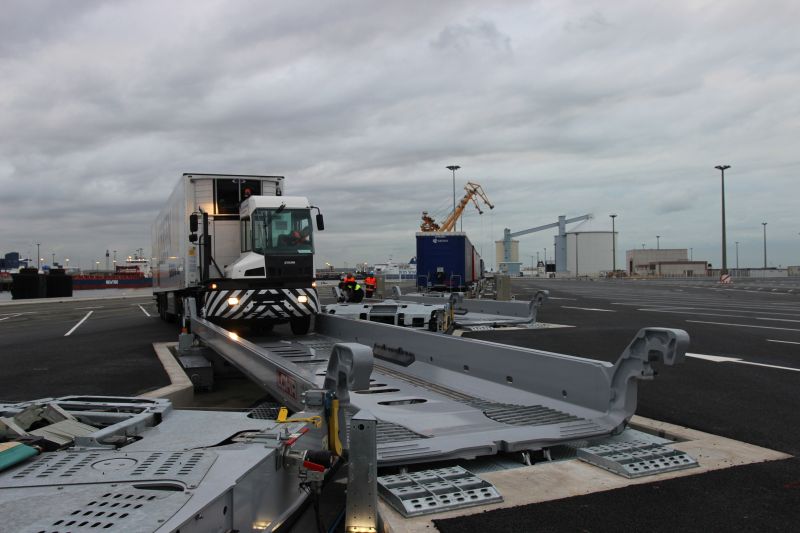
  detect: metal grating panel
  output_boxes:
[577,439,699,478]
[376,363,590,429]
[378,466,502,517]
[344,407,428,444]
[16,486,191,533]
[247,401,281,420]
[2,450,215,488]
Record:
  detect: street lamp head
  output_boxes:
[609,214,617,218]
[446,165,460,172]
[715,165,731,171]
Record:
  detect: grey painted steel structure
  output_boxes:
[391,288,548,330]
[188,302,689,466]
[0,396,314,532]
[502,214,591,273]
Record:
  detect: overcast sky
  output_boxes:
[1,0,798,271]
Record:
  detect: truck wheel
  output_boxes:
[290,316,311,335]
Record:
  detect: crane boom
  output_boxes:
[420,181,494,232]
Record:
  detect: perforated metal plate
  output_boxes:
[2,449,215,488]
[577,439,698,478]
[378,466,502,517]
[4,485,191,533]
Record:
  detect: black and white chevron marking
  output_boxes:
[203,288,319,319]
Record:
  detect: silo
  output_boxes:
[565,219,616,277]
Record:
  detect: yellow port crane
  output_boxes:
[420,181,494,232]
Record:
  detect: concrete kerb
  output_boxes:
[139,342,194,407]
[380,415,792,533]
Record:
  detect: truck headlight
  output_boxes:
[298,295,309,303]
[227,297,239,306]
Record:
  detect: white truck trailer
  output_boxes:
[152,173,324,334]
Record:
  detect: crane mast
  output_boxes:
[420,181,494,232]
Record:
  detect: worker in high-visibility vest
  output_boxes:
[364,272,377,298]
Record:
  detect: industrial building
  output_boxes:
[626,249,708,277]
[565,219,616,277]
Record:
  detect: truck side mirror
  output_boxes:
[189,234,198,243]
[189,213,198,233]
[316,213,325,231]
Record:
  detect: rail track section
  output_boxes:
[188,300,690,467]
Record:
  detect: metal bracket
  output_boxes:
[608,328,689,421]
[346,410,378,533]
[323,343,373,453]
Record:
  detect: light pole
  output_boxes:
[656,235,660,250]
[715,165,731,275]
[446,165,460,232]
[543,247,547,269]
[610,214,617,273]
[762,222,768,268]
[51,253,55,266]
[574,233,580,277]
[36,243,40,270]
[735,242,739,271]
[690,247,693,261]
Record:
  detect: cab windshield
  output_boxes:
[252,208,314,255]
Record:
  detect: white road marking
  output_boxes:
[0,313,22,322]
[767,339,800,345]
[76,306,104,310]
[0,311,36,317]
[686,320,800,332]
[548,297,577,300]
[561,306,616,312]
[65,311,93,336]
[686,352,800,373]
[638,309,800,322]
[138,305,151,317]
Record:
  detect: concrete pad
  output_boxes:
[380,415,792,533]
[138,342,194,407]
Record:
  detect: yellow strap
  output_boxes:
[328,398,342,456]
[275,407,322,428]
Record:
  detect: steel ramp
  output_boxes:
[189,312,689,466]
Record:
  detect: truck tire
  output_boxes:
[290,316,311,335]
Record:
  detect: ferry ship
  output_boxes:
[71,264,152,290]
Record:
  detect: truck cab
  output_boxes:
[226,196,316,282]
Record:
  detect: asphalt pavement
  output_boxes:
[442,277,800,532]
[0,293,176,401]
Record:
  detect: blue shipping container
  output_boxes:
[416,232,483,289]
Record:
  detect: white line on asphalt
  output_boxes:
[686,320,800,332]
[65,311,93,336]
[76,306,104,310]
[0,313,22,322]
[548,297,577,300]
[639,309,800,322]
[767,339,800,345]
[686,352,800,372]
[561,306,616,312]
[138,305,151,317]
[0,311,36,317]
